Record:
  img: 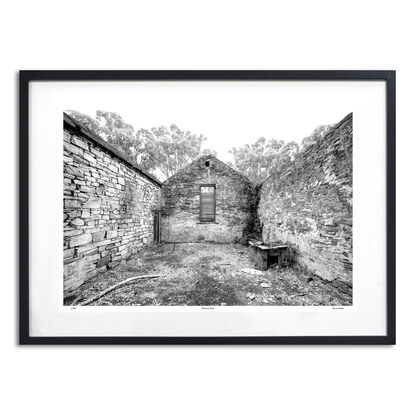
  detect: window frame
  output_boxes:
[199,184,216,223]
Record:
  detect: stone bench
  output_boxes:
[248,240,290,270]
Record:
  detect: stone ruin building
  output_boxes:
[63,112,353,297]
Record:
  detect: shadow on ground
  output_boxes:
[66,243,352,307]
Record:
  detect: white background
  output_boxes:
[64,80,363,162]
[1,1,413,414]
[30,80,386,337]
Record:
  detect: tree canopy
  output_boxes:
[228,124,334,185]
[95,111,138,160]
[301,124,334,149]
[228,138,300,185]
[201,148,217,157]
[68,110,140,161]
[67,109,334,184]
[67,110,101,136]
[137,125,206,179]
[67,110,206,181]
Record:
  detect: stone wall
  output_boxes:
[258,113,353,284]
[63,114,162,296]
[161,155,256,243]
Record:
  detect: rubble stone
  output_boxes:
[258,113,353,285]
[63,119,162,296]
[161,155,256,243]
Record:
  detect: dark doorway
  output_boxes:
[153,212,161,243]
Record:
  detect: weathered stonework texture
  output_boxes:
[258,113,353,284]
[161,155,256,243]
[63,115,162,296]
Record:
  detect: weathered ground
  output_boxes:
[66,243,352,306]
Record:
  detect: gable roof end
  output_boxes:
[162,154,251,184]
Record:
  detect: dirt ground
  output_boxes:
[66,243,352,307]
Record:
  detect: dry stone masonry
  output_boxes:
[63,114,162,296]
[161,155,256,243]
[258,113,353,285]
[63,112,353,297]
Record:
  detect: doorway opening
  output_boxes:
[153,212,161,243]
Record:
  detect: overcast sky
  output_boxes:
[64,81,357,162]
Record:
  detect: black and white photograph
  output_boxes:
[6,1,409,413]
[62,83,353,308]
[23,72,393,342]
[4,0,415,415]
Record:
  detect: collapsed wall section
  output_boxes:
[63,114,162,295]
[258,113,353,284]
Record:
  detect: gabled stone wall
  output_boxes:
[63,111,352,294]
[161,155,256,243]
[258,113,353,285]
[63,114,162,296]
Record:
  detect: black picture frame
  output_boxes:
[19,70,396,345]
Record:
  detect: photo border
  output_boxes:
[19,70,396,345]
